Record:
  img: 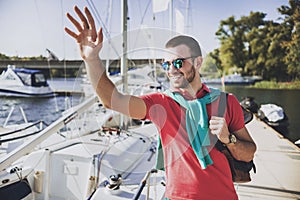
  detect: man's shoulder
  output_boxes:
[226,92,240,105]
[140,91,173,102]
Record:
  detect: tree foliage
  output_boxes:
[280,0,300,80]
[0,53,10,60]
[0,53,47,61]
[211,0,300,81]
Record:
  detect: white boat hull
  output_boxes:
[0,86,55,97]
[0,65,55,97]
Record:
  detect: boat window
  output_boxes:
[16,72,32,86]
[35,73,46,83]
[33,73,47,86]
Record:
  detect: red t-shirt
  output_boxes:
[141,85,244,200]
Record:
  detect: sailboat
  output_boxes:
[0,1,167,199]
[0,95,164,200]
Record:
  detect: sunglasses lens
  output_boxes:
[162,59,185,70]
[173,59,183,69]
[162,62,170,71]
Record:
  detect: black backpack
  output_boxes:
[215,92,256,183]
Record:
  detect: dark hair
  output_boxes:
[165,35,202,57]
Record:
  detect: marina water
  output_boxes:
[226,86,300,143]
[0,79,299,145]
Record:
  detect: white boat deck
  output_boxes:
[1,106,299,199]
[91,116,300,200]
[237,116,300,199]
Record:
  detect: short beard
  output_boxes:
[187,66,196,83]
[181,65,196,88]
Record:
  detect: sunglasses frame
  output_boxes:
[161,56,196,71]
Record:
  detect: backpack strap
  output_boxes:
[215,91,257,182]
[218,92,228,117]
[215,92,228,151]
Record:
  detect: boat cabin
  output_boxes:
[1,65,48,87]
[13,68,49,87]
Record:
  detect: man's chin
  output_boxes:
[170,81,186,89]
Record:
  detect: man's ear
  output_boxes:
[194,56,203,70]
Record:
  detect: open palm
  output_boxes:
[65,6,103,61]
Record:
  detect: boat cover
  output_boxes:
[259,104,284,122]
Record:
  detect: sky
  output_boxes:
[0,0,289,60]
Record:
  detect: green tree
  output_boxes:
[279,0,300,80]
[215,12,266,76]
[213,7,293,81]
[201,53,220,78]
[0,53,10,60]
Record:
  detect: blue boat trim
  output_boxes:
[0,88,55,97]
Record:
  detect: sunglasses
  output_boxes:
[161,56,196,71]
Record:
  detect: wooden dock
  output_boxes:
[237,116,300,199]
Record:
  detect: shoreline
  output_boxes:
[249,80,300,90]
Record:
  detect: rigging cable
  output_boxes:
[33,0,59,112]
[59,0,67,85]
[133,0,158,80]
[60,0,71,106]
[132,0,152,50]
[86,0,120,58]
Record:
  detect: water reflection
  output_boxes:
[0,95,83,126]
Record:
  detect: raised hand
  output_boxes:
[65,6,103,61]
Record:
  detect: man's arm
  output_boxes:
[65,6,146,120]
[225,127,256,162]
[84,57,147,119]
[210,116,256,162]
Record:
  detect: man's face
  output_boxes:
[163,44,196,89]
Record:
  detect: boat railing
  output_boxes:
[0,120,48,144]
[132,169,158,200]
[1,121,43,137]
[0,95,98,171]
[3,106,28,127]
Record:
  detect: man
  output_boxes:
[65,6,256,200]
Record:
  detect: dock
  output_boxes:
[237,116,300,199]
[48,78,86,96]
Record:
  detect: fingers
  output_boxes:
[209,116,224,126]
[209,116,230,144]
[64,27,79,40]
[210,116,223,121]
[84,7,97,42]
[75,6,90,29]
[209,116,225,135]
[65,6,101,44]
[66,12,83,32]
[97,27,103,46]
[65,5,103,60]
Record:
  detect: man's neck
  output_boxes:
[172,82,203,100]
[185,78,203,98]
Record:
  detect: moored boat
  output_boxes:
[0,65,55,97]
[240,97,289,135]
[257,103,289,135]
[0,96,163,200]
[240,96,259,113]
[203,73,258,85]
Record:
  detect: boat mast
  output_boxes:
[121,0,128,93]
[120,0,129,129]
[169,0,173,35]
[105,0,113,75]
